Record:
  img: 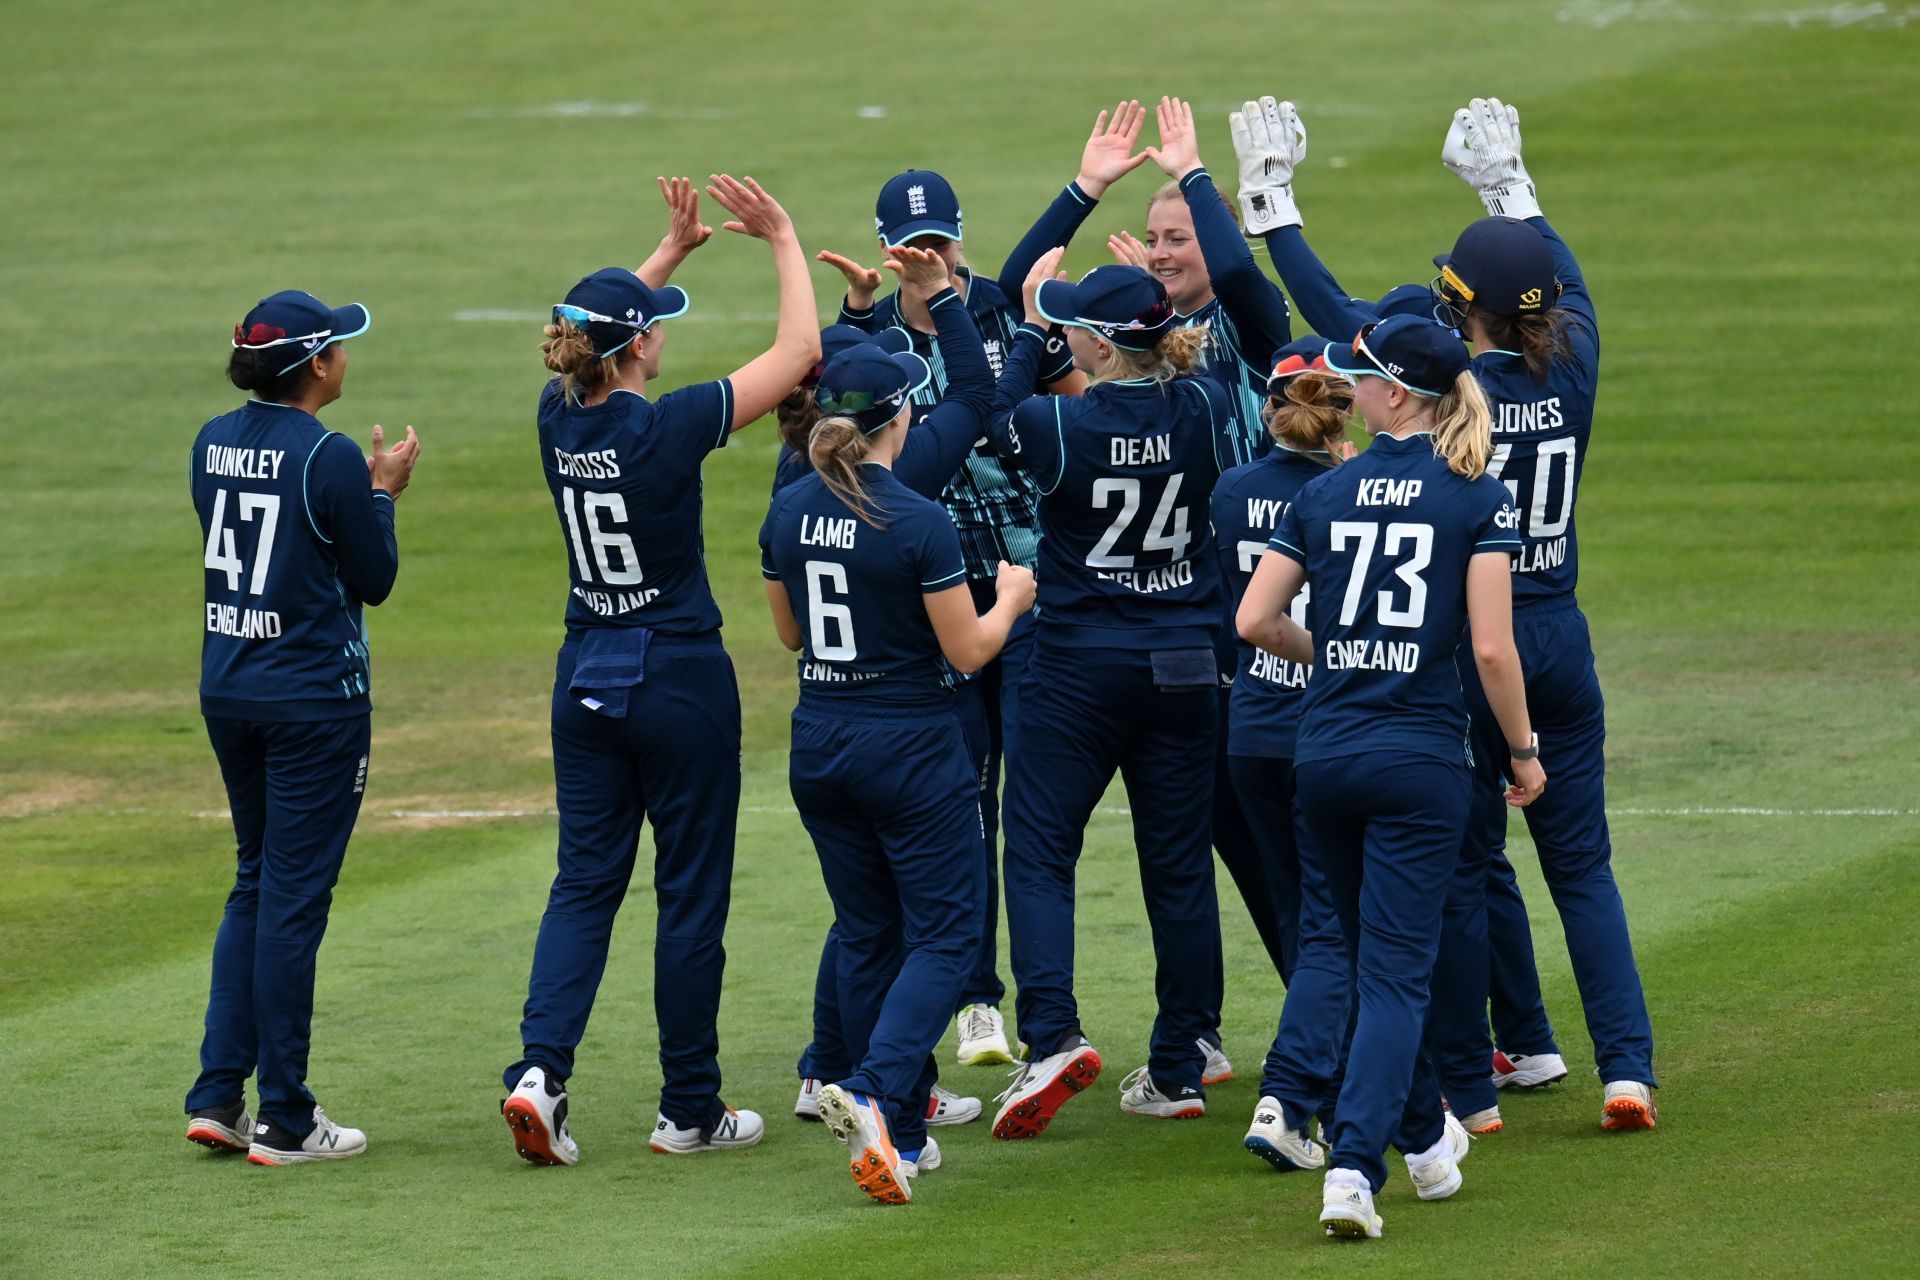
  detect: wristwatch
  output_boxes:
[1510,733,1540,762]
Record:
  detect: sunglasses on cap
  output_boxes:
[233,323,332,351]
[552,303,652,332]
[1268,354,1352,409]
[815,385,910,421]
[1345,322,1445,398]
[1088,296,1176,339]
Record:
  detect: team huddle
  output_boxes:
[185,93,1656,1241]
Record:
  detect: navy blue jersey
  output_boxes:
[760,466,968,706]
[1271,432,1521,765]
[192,401,398,721]
[1176,170,1293,466]
[1264,217,1597,609]
[537,378,733,635]
[989,335,1235,647]
[1211,448,1333,757]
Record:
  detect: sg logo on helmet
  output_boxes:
[1519,287,1544,307]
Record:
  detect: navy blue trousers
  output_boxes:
[1206,689,1293,1054]
[1001,642,1221,1092]
[509,637,741,1130]
[189,713,370,1136]
[1269,755,1466,1193]
[1227,754,1309,1098]
[790,701,984,1153]
[1432,600,1655,1114]
[1487,849,1557,1053]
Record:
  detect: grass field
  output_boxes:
[4,1,1918,1275]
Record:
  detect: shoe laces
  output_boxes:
[1118,1065,1154,1098]
[959,1005,995,1041]
[930,1083,956,1104]
[992,1062,1033,1104]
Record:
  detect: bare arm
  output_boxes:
[1466,552,1545,806]
[924,562,1035,673]
[705,174,823,430]
[635,177,714,289]
[1235,549,1313,664]
[764,579,803,652]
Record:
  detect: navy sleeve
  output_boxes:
[1472,478,1525,553]
[1269,499,1307,564]
[1188,377,1237,479]
[1528,216,1598,352]
[1262,225,1379,343]
[896,290,993,499]
[1037,326,1076,386]
[308,432,399,606]
[1180,170,1292,359]
[983,322,1051,456]
[758,497,781,580]
[994,395,1067,493]
[996,182,1099,320]
[905,502,969,593]
[651,378,734,472]
[837,298,877,330]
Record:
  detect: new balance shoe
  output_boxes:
[501,1066,578,1166]
[1601,1080,1658,1131]
[649,1105,766,1154]
[898,1135,941,1177]
[1457,1105,1503,1135]
[925,1083,982,1127]
[816,1084,910,1204]
[795,1076,823,1122]
[991,1035,1102,1140]
[1199,1037,1234,1086]
[1244,1095,1325,1172]
[185,1101,254,1153]
[1406,1111,1470,1202]
[1320,1168,1383,1240]
[1118,1066,1205,1119]
[955,1004,1014,1066]
[1492,1049,1570,1089]
[246,1106,366,1166]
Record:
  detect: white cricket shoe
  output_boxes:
[925,1083,982,1127]
[649,1105,765,1154]
[1457,1104,1503,1135]
[1320,1168,1383,1240]
[1199,1037,1234,1085]
[795,1076,823,1122]
[898,1135,942,1177]
[185,1101,254,1154]
[502,1066,579,1166]
[955,1004,1014,1066]
[1601,1080,1658,1131]
[817,1084,910,1204]
[246,1106,366,1166]
[1118,1066,1206,1119]
[1244,1095,1325,1171]
[1406,1111,1471,1201]
[1492,1049,1570,1089]
[990,1036,1102,1140]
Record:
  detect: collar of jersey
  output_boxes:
[1370,429,1434,451]
[569,386,648,410]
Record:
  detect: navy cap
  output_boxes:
[814,344,933,433]
[1374,283,1443,323]
[1433,217,1560,317]
[1033,265,1177,352]
[555,267,690,358]
[875,170,963,248]
[233,290,370,376]
[1323,314,1469,398]
[1267,334,1339,394]
[804,324,913,388]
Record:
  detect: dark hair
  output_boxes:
[776,386,821,457]
[1469,304,1572,383]
[1262,369,1352,463]
[227,345,317,401]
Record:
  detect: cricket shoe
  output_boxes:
[817,1085,910,1204]
[649,1104,765,1154]
[501,1066,578,1166]
[185,1101,254,1153]
[1492,1049,1569,1089]
[1118,1066,1205,1119]
[1601,1081,1658,1131]
[1406,1111,1471,1202]
[955,1003,1014,1066]
[1457,1104,1503,1135]
[246,1107,366,1166]
[925,1083,981,1127]
[1199,1037,1234,1085]
[795,1076,823,1122]
[898,1135,941,1178]
[1320,1168,1383,1240]
[991,1035,1102,1140]
[1245,1096,1325,1172]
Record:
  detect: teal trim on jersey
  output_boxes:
[1042,397,1068,496]
[301,432,340,544]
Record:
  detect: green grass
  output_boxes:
[3,0,1918,1274]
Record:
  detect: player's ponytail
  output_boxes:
[776,387,821,457]
[542,317,620,398]
[1263,370,1351,465]
[227,345,313,402]
[1470,304,1571,383]
[1429,369,1494,479]
[1097,324,1209,385]
[808,415,886,529]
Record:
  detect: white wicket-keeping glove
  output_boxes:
[1229,95,1305,235]
[1442,97,1543,220]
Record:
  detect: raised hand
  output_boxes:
[367,423,420,498]
[657,176,713,253]
[882,244,952,301]
[817,250,884,309]
[1107,231,1149,269]
[1076,99,1151,198]
[1144,95,1203,180]
[705,174,796,241]
[1022,246,1068,322]
[1229,96,1305,235]
[1443,97,1542,219]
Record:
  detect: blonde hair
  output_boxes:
[1262,370,1351,464]
[541,318,625,398]
[1092,325,1209,385]
[808,415,888,528]
[1428,370,1494,479]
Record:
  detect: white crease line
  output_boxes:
[469,102,740,120]
[1558,1,1917,28]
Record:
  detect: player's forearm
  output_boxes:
[634,239,692,290]
[1181,170,1294,348]
[767,232,823,368]
[927,289,992,416]
[1262,225,1376,343]
[1527,216,1596,326]
[997,182,1098,314]
[1474,641,1534,754]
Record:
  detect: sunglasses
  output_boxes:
[552,303,653,332]
[1088,296,1176,337]
[815,384,908,419]
[233,325,331,351]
